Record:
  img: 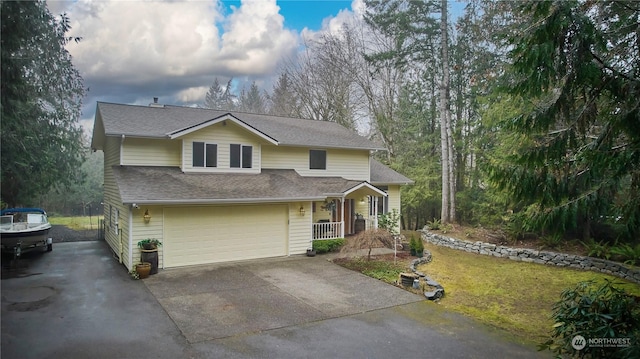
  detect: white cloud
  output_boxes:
[65,0,222,83]
[176,86,209,103]
[301,0,364,42]
[57,0,299,109]
[218,0,297,74]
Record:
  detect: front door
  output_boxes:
[332,199,354,235]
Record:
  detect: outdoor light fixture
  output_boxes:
[299,206,305,216]
[360,197,366,204]
[143,209,151,223]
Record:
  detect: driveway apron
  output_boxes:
[143,256,423,343]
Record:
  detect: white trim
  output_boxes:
[119,135,125,165]
[128,207,133,269]
[343,182,388,197]
[168,113,279,145]
[122,197,326,205]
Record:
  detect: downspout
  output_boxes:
[128,206,133,270]
[340,196,345,238]
[119,134,125,165]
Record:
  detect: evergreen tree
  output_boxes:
[268,73,298,117]
[490,0,640,239]
[203,77,225,109]
[237,81,266,113]
[1,1,86,207]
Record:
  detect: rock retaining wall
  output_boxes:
[420,230,640,284]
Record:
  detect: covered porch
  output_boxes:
[310,183,387,240]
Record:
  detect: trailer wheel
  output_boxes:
[47,243,52,252]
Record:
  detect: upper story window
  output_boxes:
[230,144,252,168]
[309,149,326,170]
[192,142,217,167]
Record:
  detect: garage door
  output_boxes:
[163,205,288,268]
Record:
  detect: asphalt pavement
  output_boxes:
[1,240,550,359]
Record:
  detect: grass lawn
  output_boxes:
[335,231,640,348]
[48,215,104,231]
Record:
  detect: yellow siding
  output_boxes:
[131,205,164,269]
[103,136,130,267]
[289,202,312,254]
[262,146,370,180]
[181,121,265,173]
[388,185,402,230]
[312,201,332,222]
[122,138,181,166]
[354,201,369,219]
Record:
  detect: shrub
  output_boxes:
[378,209,400,235]
[426,218,441,230]
[340,228,394,260]
[539,280,640,358]
[409,235,418,255]
[582,238,612,260]
[415,237,424,256]
[610,243,640,266]
[312,238,345,254]
[540,233,563,250]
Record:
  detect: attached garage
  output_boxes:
[163,204,288,268]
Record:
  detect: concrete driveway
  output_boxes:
[2,240,549,359]
[143,255,422,343]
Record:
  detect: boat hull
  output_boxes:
[1,226,51,251]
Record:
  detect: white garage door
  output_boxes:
[163,205,288,268]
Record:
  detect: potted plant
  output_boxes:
[306,247,316,257]
[135,262,151,279]
[137,238,162,250]
[138,239,162,275]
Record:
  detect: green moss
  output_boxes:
[417,243,640,346]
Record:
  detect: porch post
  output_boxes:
[373,196,379,228]
[340,196,345,238]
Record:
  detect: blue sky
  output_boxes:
[222,0,354,31]
[47,0,466,131]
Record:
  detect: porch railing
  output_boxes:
[313,221,342,240]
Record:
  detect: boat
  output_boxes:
[1,208,52,255]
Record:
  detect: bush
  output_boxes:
[539,280,640,358]
[312,238,345,254]
[415,237,424,256]
[582,238,612,260]
[339,228,395,260]
[610,243,640,266]
[409,235,418,255]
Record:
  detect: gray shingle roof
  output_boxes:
[112,166,384,204]
[370,158,414,185]
[96,102,384,150]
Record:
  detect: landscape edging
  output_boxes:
[420,230,640,285]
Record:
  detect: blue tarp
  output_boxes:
[0,208,47,215]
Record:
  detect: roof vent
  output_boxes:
[149,97,164,108]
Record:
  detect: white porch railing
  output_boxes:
[313,221,342,240]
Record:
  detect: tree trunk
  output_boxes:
[440,0,454,223]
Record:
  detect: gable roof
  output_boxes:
[111,166,386,205]
[370,158,414,185]
[92,102,385,151]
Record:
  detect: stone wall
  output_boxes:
[420,230,640,284]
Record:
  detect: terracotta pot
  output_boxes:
[136,262,152,279]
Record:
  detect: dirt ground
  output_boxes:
[48,225,98,243]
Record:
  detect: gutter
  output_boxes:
[121,196,327,206]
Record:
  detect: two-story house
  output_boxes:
[90,101,412,271]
